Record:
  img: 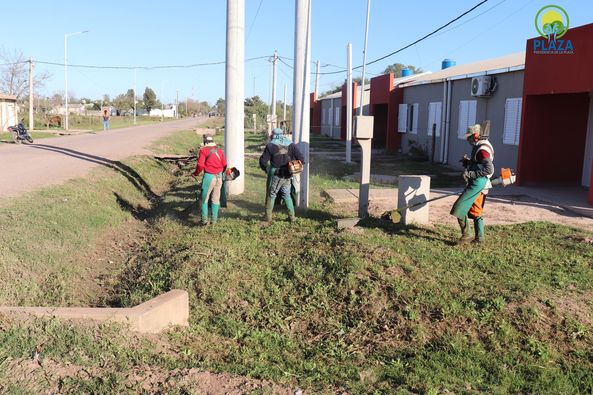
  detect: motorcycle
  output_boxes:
[7,120,34,144]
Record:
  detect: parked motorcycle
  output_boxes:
[8,120,33,144]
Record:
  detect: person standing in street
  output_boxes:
[450,124,495,244]
[193,135,227,225]
[259,128,304,223]
[102,109,110,131]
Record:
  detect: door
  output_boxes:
[582,93,593,187]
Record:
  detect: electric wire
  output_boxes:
[246,0,265,40]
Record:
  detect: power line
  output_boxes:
[246,0,265,40]
[33,56,270,70]
[318,0,490,75]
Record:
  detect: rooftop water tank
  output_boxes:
[441,59,456,69]
[401,68,412,77]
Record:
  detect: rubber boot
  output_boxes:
[265,198,275,223]
[200,201,209,225]
[211,203,220,224]
[473,217,485,243]
[457,216,472,245]
[285,196,296,222]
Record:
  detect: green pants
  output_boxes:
[451,177,487,241]
[200,172,223,224]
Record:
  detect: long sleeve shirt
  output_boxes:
[193,145,227,176]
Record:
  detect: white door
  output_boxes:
[582,93,593,187]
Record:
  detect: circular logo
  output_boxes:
[535,5,569,39]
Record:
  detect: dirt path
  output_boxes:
[0,117,203,199]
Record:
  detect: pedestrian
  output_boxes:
[450,124,495,244]
[193,135,227,225]
[102,109,110,131]
[259,127,304,223]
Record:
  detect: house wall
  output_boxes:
[400,70,524,170]
[0,100,17,132]
[319,97,341,139]
[310,92,321,134]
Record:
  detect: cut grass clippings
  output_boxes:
[1,131,592,393]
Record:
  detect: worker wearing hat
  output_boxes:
[193,134,227,225]
[450,123,495,244]
[259,127,304,223]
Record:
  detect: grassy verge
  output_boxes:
[1,130,592,393]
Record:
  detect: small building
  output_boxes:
[396,52,525,168]
[0,93,18,132]
[519,22,593,204]
[316,83,370,140]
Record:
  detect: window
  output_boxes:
[503,98,522,145]
[427,102,442,137]
[321,107,326,124]
[398,103,408,133]
[334,107,340,127]
[407,103,419,134]
[458,100,477,139]
[328,106,333,126]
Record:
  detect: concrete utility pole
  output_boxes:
[176,89,179,119]
[64,30,88,131]
[346,43,353,163]
[225,0,245,194]
[133,69,137,125]
[283,83,287,122]
[314,59,320,98]
[28,57,34,131]
[292,0,312,209]
[271,50,278,127]
[358,0,370,116]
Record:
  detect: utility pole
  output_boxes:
[133,69,137,125]
[253,76,256,97]
[176,89,179,119]
[225,0,245,194]
[358,0,371,116]
[346,43,353,163]
[292,0,312,209]
[271,50,278,128]
[283,83,287,122]
[314,59,320,98]
[28,57,34,131]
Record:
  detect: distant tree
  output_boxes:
[0,48,51,101]
[215,97,225,115]
[244,96,269,130]
[102,94,111,106]
[353,77,370,85]
[143,87,158,113]
[383,63,423,76]
[321,85,342,97]
[51,92,63,107]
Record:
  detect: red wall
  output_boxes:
[517,93,589,185]
[310,92,321,134]
[370,74,393,105]
[524,23,593,95]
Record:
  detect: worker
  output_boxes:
[450,124,495,244]
[259,127,304,223]
[193,135,227,225]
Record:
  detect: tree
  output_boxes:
[215,97,225,115]
[383,63,423,76]
[0,48,51,102]
[113,89,135,112]
[142,87,159,113]
[244,96,269,130]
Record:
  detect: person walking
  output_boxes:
[193,135,227,225]
[102,109,110,131]
[450,124,495,244]
[259,128,304,223]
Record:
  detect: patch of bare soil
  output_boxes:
[1,358,297,394]
[73,218,150,307]
[328,194,593,232]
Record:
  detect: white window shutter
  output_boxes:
[427,102,442,137]
[412,103,419,134]
[328,106,333,126]
[435,102,442,137]
[503,98,522,145]
[458,101,469,139]
[335,107,340,127]
[514,98,522,145]
[468,100,477,127]
[398,104,408,133]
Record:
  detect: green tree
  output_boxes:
[383,63,423,76]
[142,87,159,114]
[215,97,225,115]
[244,96,269,130]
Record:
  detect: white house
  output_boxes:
[0,93,17,132]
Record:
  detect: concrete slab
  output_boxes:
[335,217,361,229]
[0,289,189,334]
[323,188,397,203]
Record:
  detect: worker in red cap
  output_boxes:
[450,124,495,244]
[193,135,227,225]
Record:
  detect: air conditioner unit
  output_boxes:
[471,76,494,97]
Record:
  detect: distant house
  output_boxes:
[150,105,177,118]
[0,93,17,132]
[53,103,87,116]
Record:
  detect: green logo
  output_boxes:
[535,5,569,41]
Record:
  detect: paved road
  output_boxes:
[0,117,203,199]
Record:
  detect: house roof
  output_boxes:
[398,52,525,87]
[0,93,17,101]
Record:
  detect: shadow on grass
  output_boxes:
[358,216,457,245]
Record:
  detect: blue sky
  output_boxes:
[1,0,591,105]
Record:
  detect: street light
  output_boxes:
[64,30,88,130]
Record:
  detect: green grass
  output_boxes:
[1,130,592,393]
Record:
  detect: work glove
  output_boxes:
[462,169,476,183]
[459,154,470,168]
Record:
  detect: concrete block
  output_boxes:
[335,217,360,230]
[398,175,430,225]
[0,289,189,334]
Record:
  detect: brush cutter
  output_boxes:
[384,168,516,223]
